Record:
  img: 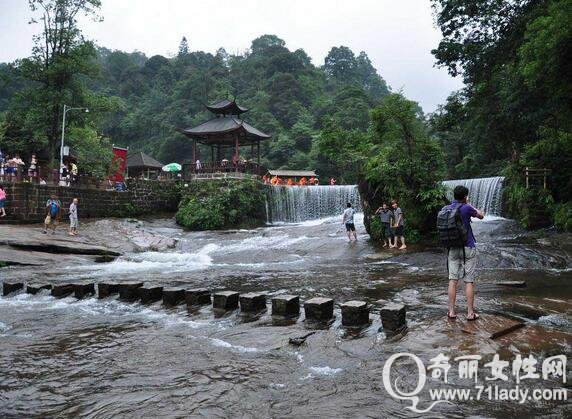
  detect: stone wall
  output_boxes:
[2,180,180,222]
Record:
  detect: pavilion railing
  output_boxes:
[183,160,264,179]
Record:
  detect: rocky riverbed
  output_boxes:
[1,215,571,417]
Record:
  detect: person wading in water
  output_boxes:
[342,202,357,242]
[438,185,484,321]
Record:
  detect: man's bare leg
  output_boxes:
[448,280,458,317]
[399,236,407,250]
[465,282,475,317]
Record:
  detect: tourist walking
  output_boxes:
[390,200,406,249]
[342,202,357,242]
[43,194,62,234]
[68,198,78,236]
[437,185,484,321]
[0,185,6,217]
[28,154,37,182]
[375,202,394,248]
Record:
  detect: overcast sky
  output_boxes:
[0,0,463,112]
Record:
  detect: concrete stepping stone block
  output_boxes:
[341,300,369,327]
[138,285,163,304]
[2,281,23,296]
[98,282,119,299]
[185,288,211,306]
[118,281,144,301]
[51,283,75,298]
[380,302,406,331]
[240,292,267,312]
[27,283,52,294]
[304,297,334,321]
[272,295,300,317]
[162,288,185,306]
[213,291,239,311]
[74,283,95,299]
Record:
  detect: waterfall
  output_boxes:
[442,177,505,216]
[266,185,361,223]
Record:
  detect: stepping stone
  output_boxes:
[497,281,526,288]
[2,281,23,296]
[380,302,406,331]
[74,283,95,299]
[162,288,185,306]
[240,293,267,312]
[458,314,526,340]
[51,283,75,298]
[118,282,144,301]
[304,297,334,321]
[272,295,300,317]
[138,285,163,304]
[341,300,369,327]
[98,282,120,299]
[213,291,239,311]
[27,283,52,295]
[185,288,211,306]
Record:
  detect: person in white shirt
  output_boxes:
[342,202,357,242]
[68,198,78,236]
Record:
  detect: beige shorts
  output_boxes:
[70,217,78,228]
[448,247,477,283]
[44,215,59,226]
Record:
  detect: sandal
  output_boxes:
[447,311,457,319]
[466,312,480,321]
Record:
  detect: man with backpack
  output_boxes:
[43,194,62,235]
[437,185,484,321]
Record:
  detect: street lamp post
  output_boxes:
[60,104,89,178]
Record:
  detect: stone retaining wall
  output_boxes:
[2,180,180,222]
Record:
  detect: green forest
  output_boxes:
[0,0,570,231]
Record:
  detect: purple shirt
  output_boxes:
[450,200,478,248]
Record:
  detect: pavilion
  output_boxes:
[181,99,271,178]
[126,151,164,179]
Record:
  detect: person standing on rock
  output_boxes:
[375,202,394,248]
[342,202,357,242]
[68,198,78,236]
[43,194,62,235]
[390,200,406,250]
[438,185,484,321]
[0,184,6,217]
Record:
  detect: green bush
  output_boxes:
[176,180,266,230]
[553,202,572,232]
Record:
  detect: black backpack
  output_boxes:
[437,203,467,248]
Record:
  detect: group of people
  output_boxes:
[59,162,79,186]
[374,200,407,249]
[0,153,36,182]
[263,176,338,186]
[42,194,79,236]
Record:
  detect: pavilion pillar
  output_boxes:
[192,140,196,173]
[257,141,260,175]
[235,134,239,174]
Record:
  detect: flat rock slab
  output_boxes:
[138,286,163,304]
[272,295,300,317]
[2,281,24,296]
[162,288,185,306]
[118,282,144,301]
[74,283,95,299]
[3,237,121,256]
[27,283,52,294]
[496,281,526,288]
[240,293,267,312]
[304,297,334,321]
[98,282,120,298]
[457,314,526,340]
[380,302,406,331]
[51,283,75,298]
[213,291,239,311]
[185,288,211,306]
[341,300,369,327]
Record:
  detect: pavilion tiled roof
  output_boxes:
[126,151,164,169]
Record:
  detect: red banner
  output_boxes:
[110,146,128,182]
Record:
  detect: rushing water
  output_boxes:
[266,185,361,223]
[442,176,505,216]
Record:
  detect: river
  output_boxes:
[1,209,570,417]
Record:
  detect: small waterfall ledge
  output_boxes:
[266,185,361,223]
[442,176,505,216]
